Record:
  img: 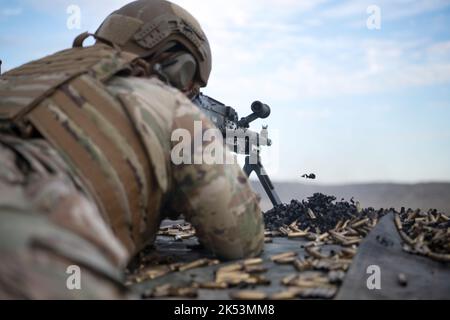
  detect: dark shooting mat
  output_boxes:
[336,213,450,300]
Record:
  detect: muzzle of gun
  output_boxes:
[238,101,271,128]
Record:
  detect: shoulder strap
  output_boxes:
[0,43,138,122]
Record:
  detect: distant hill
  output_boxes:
[251,181,450,213]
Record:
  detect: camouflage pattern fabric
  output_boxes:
[0,135,130,299]
[107,77,265,260]
[0,44,264,299]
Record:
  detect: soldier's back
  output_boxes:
[0,44,168,298]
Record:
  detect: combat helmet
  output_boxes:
[95,0,212,90]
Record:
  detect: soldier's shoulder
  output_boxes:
[106,76,194,112]
[107,76,181,96]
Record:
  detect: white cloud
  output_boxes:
[207,31,450,103]
[15,0,450,103]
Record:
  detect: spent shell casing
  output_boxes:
[270,251,297,261]
[399,230,416,247]
[244,265,268,274]
[230,290,268,300]
[356,201,362,214]
[334,220,344,231]
[340,248,357,258]
[168,262,185,272]
[329,230,349,244]
[270,290,300,300]
[342,239,362,246]
[342,220,350,229]
[144,268,170,280]
[297,286,337,299]
[317,232,330,241]
[289,220,299,229]
[216,271,250,284]
[246,275,271,286]
[394,214,403,231]
[293,259,312,272]
[273,256,297,264]
[288,231,309,239]
[198,282,228,290]
[307,208,317,220]
[427,251,450,263]
[281,274,298,286]
[217,263,243,274]
[351,218,369,229]
[174,287,198,298]
[345,228,360,237]
[151,284,172,298]
[279,227,290,236]
[305,247,328,259]
[208,259,221,266]
[178,259,210,272]
[243,258,263,266]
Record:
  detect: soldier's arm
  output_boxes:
[167,91,265,261]
[107,77,264,260]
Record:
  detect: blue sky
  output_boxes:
[1,0,450,184]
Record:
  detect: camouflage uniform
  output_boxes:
[0,2,264,299]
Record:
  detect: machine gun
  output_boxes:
[192,93,282,207]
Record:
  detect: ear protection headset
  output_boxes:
[155,52,198,92]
